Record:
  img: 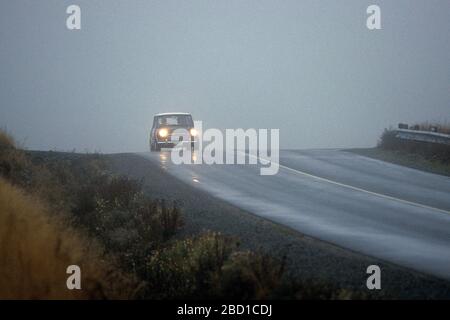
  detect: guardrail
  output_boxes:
[395,129,450,146]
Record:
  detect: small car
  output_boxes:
[150,112,197,151]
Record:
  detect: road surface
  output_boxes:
[138,149,450,280]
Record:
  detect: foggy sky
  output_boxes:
[1,0,449,152]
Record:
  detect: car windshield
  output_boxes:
[156,115,193,127]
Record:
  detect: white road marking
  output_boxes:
[243,151,450,216]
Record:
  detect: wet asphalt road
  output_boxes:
[138,149,450,280]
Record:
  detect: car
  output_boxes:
[149,112,197,151]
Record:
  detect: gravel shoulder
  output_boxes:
[107,152,450,299]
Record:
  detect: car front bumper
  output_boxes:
[156,139,194,149]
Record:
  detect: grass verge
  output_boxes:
[347,148,450,177]
[347,129,450,177]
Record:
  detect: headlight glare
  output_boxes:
[158,128,168,138]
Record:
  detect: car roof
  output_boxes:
[154,112,192,117]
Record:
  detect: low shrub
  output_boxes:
[145,232,239,299]
[220,251,286,299]
[72,175,183,276]
[145,232,350,300]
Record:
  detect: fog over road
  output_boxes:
[138,149,450,280]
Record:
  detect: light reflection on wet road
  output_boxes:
[139,149,450,280]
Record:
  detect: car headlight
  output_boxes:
[190,128,198,137]
[158,128,168,138]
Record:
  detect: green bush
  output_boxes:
[145,232,235,299]
[220,251,286,299]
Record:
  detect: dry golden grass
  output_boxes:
[0,178,138,299]
[0,129,15,149]
[0,129,30,187]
